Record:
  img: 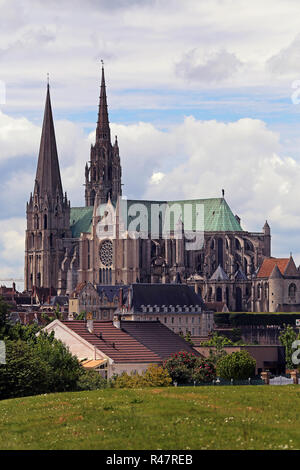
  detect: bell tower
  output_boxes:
[24,83,70,292]
[85,64,122,206]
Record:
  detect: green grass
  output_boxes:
[1,386,300,450]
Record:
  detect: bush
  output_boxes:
[112,365,172,388]
[163,351,198,384]
[216,350,256,380]
[143,365,172,387]
[76,369,108,391]
[192,359,216,383]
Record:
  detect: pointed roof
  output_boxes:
[257,257,290,278]
[234,268,247,281]
[210,265,229,281]
[96,65,111,144]
[269,264,283,279]
[35,84,63,196]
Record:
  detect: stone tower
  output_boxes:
[85,65,122,206]
[24,84,70,292]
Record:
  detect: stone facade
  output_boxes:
[251,256,300,312]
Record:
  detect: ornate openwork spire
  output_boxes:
[96,62,111,144]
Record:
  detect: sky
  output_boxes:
[1,0,300,281]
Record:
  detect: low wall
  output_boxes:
[195,345,285,375]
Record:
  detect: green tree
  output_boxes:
[279,324,298,370]
[41,304,64,325]
[0,297,12,339]
[179,330,194,346]
[202,333,233,365]
[216,350,256,380]
[0,332,83,399]
[0,340,51,399]
[76,311,86,320]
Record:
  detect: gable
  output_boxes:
[283,257,298,276]
[257,258,290,278]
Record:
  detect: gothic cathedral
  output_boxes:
[25,66,271,304]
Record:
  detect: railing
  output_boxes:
[173,377,265,387]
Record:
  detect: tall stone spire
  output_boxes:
[25,83,70,293]
[96,64,111,144]
[85,64,122,206]
[35,84,63,197]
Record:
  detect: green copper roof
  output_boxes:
[125,197,243,233]
[70,198,242,237]
[70,207,93,237]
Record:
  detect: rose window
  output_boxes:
[99,240,113,267]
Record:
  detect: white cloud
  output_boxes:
[175,48,243,83]
[150,171,165,185]
[267,34,300,76]
[0,217,26,278]
[0,110,40,160]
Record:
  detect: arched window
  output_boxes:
[257,283,261,299]
[90,189,96,206]
[208,287,212,302]
[44,214,47,230]
[235,238,241,250]
[217,238,223,267]
[236,287,242,311]
[34,214,39,230]
[244,257,248,274]
[289,283,296,299]
[216,287,222,302]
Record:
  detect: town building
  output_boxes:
[42,315,200,378]
[116,283,214,338]
[251,256,300,312]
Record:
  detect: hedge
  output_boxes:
[214,312,300,327]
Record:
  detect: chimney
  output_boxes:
[68,311,74,321]
[113,313,121,329]
[119,287,123,308]
[86,312,94,333]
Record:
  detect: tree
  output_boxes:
[279,324,298,370]
[179,331,194,346]
[41,304,64,325]
[202,333,233,365]
[0,332,83,399]
[0,297,12,339]
[0,340,51,399]
[216,350,256,380]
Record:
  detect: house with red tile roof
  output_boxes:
[42,316,200,378]
[252,256,300,312]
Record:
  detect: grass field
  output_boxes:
[1,385,300,450]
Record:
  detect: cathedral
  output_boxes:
[24,66,272,308]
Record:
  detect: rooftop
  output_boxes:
[61,320,198,363]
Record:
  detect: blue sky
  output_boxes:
[2,0,300,281]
